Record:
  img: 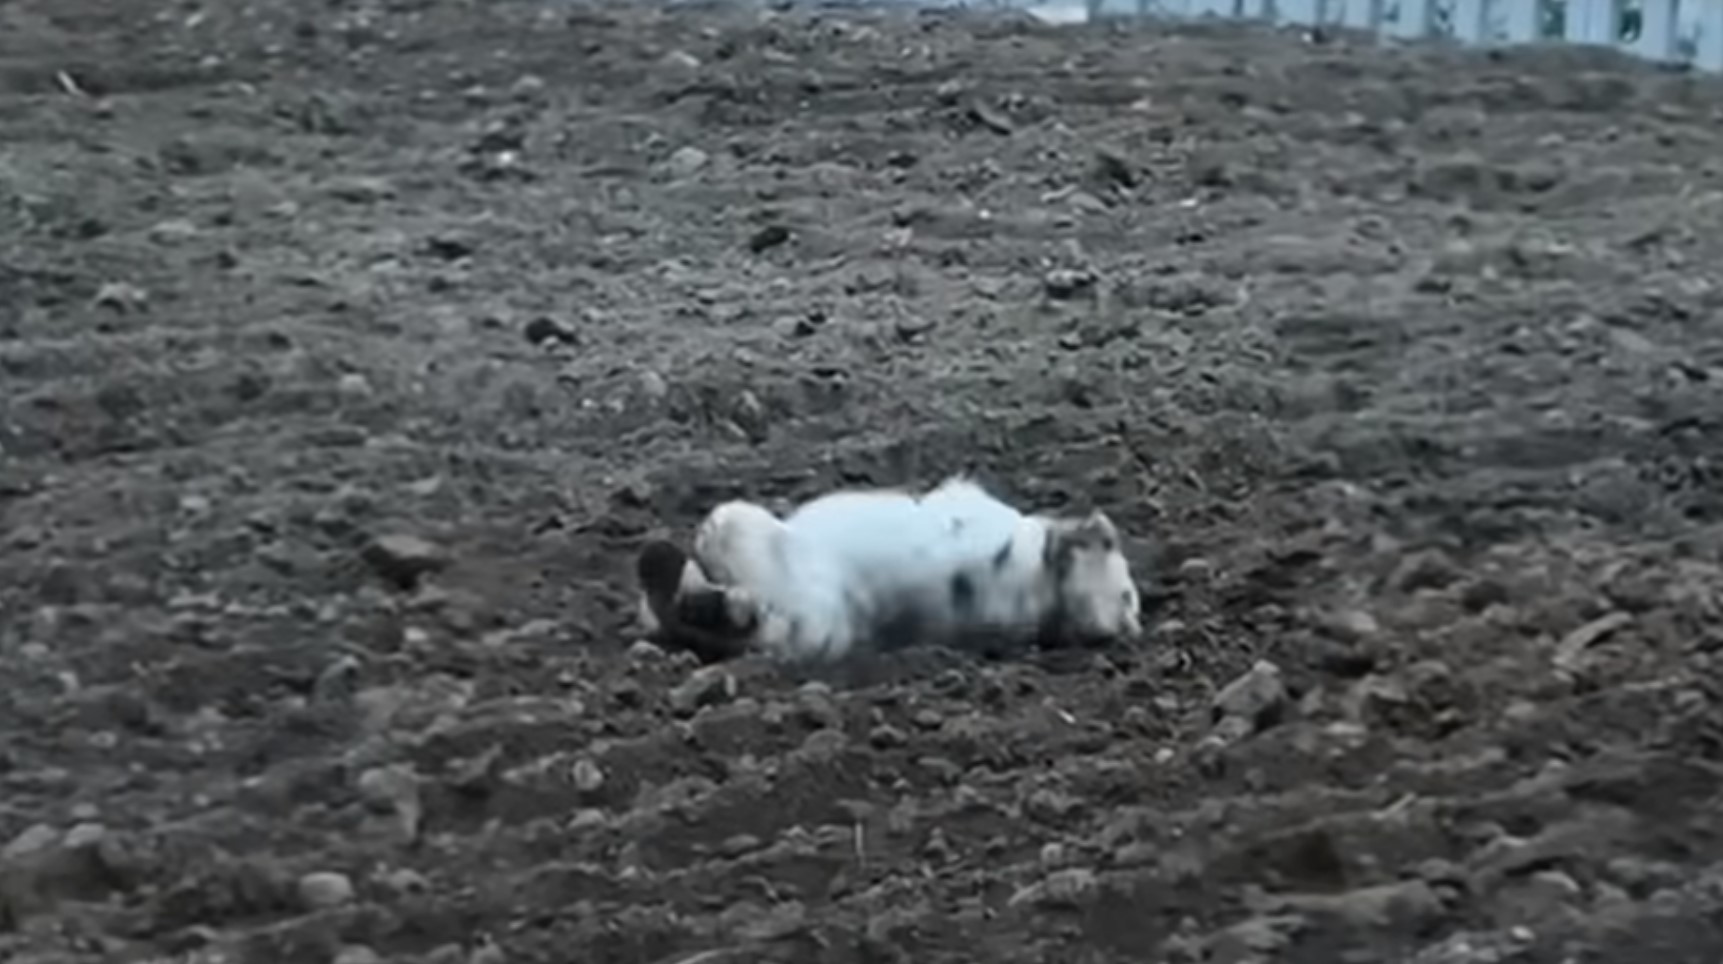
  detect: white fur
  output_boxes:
[641,476,1143,661]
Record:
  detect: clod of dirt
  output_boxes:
[967,101,1014,135]
[1043,267,1097,300]
[670,665,737,716]
[523,316,577,346]
[92,281,149,313]
[665,146,710,179]
[570,758,605,794]
[334,946,384,964]
[1199,914,1308,964]
[868,724,908,749]
[661,49,701,71]
[747,224,791,253]
[1261,878,1448,934]
[424,233,477,261]
[0,821,120,923]
[148,218,200,246]
[1009,867,1098,909]
[1553,611,1631,670]
[1208,659,1288,749]
[357,765,423,842]
[297,871,356,910]
[313,656,362,704]
[1092,147,1138,189]
[325,176,398,204]
[361,534,450,590]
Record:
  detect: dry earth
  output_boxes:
[4,0,1723,961]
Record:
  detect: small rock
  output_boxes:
[661,49,701,71]
[92,281,149,313]
[720,833,762,857]
[1092,146,1137,187]
[773,315,818,339]
[334,946,384,964]
[637,369,669,402]
[1010,867,1098,909]
[523,316,577,346]
[3,824,60,859]
[1322,608,1380,643]
[1043,267,1097,300]
[424,233,476,261]
[1177,557,1215,583]
[378,867,430,896]
[313,656,362,703]
[361,534,450,590]
[1213,659,1287,731]
[298,871,356,909]
[911,709,942,730]
[510,74,546,99]
[747,224,791,254]
[356,764,421,832]
[62,823,105,850]
[893,315,937,343]
[469,936,506,964]
[669,666,736,715]
[337,373,374,398]
[1553,611,1631,670]
[326,175,398,204]
[665,146,710,179]
[148,218,199,245]
[868,724,908,749]
[570,758,605,793]
[733,390,768,439]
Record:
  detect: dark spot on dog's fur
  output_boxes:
[676,587,751,635]
[991,541,1011,571]
[950,571,976,616]
[1045,526,1077,579]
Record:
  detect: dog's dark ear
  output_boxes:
[1043,511,1120,575]
[1076,510,1118,549]
[637,540,689,606]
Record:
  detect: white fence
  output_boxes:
[1008,0,1723,73]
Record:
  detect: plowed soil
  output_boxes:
[5,1,1723,962]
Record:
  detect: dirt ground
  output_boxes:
[4,0,1723,961]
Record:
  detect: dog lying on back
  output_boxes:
[635,476,1144,663]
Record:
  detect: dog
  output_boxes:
[635,475,1144,663]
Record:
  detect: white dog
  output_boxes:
[635,475,1144,663]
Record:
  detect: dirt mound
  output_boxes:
[4,1,1723,961]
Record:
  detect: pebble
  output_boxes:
[325,175,398,204]
[1043,267,1098,300]
[665,145,711,178]
[148,218,200,245]
[570,758,605,793]
[361,534,450,590]
[313,656,363,704]
[1212,659,1287,729]
[523,316,577,346]
[92,281,149,312]
[911,709,943,730]
[3,823,60,859]
[298,871,356,909]
[868,724,908,749]
[669,666,737,715]
[1011,867,1098,908]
